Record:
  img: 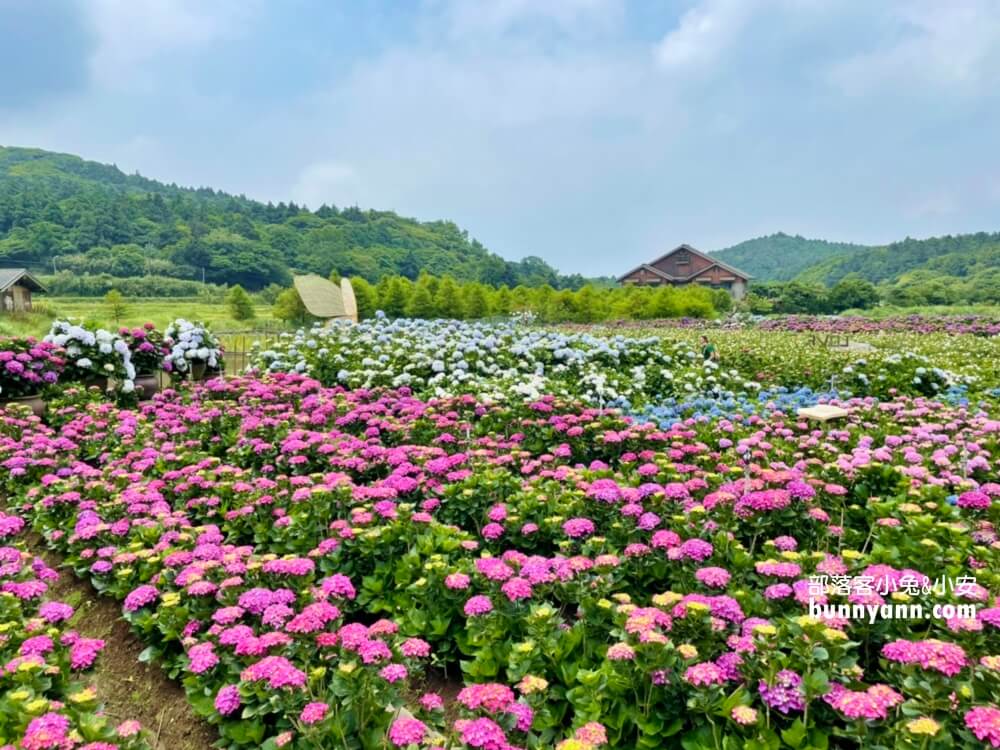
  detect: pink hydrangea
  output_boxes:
[464,595,493,616]
[215,684,241,715]
[695,567,731,588]
[299,702,328,725]
[965,706,1000,747]
[389,717,427,746]
[881,639,967,676]
[684,662,726,687]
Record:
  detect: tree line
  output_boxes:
[271,273,734,324]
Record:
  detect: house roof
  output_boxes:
[293,274,349,318]
[0,268,46,293]
[617,244,752,283]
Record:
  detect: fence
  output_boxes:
[216,324,289,375]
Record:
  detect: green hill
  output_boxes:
[0,146,585,291]
[796,232,1000,285]
[710,232,870,281]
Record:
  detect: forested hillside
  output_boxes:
[796,232,1000,285]
[0,146,587,291]
[710,232,870,281]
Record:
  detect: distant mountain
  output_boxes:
[710,232,870,281]
[0,146,587,290]
[796,232,1000,286]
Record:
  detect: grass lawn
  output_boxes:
[0,296,281,338]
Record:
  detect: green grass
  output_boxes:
[0,296,280,337]
[839,303,1000,318]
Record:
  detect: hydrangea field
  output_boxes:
[1,316,1000,749]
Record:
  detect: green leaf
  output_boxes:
[782,719,808,749]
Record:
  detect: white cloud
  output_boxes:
[85,0,258,90]
[654,0,756,70]
[290,161,358,210]
[827,1,1000,95]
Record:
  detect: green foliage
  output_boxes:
[286,273,734,321]
[41,271,219,298]
[350,277,378,320]
[712,232,870,281]
[0,146,589,291]
[828,275,878,311]
[103,289,128,323]
[225,284,256,321]
[272,288,310,325]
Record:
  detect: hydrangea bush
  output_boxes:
[0,338,63,398]
[1,374,998,749]
[0,511,149,749]
[248,317,985,408]
[162,319,222,377]
[43,320,136,393]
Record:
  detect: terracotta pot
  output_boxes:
[2,393,46,418]
[190,361,207,382]
[135,373,160,401]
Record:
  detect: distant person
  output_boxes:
[701,335,719,362]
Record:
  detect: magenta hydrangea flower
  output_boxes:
[22,713,71,750]
[123,584,159,612]
[695,566,731,588]
[563,518,596,538]
[299,702,329,725]
[684,662,726,687]
[214,684,241,716]
[380,664,408,683]
[389,717,428,747]
[464,595,493,616]
[823,683,902,720]
[881,639,967,676]
[965,706,1000,747]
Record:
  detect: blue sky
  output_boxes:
[2,0,999,277]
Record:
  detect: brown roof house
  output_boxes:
[0,269,46,314]
[618,244,751,300]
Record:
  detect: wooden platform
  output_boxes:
[797,404,850,422]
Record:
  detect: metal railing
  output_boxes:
[216,324,290,375]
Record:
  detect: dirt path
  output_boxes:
[33,538,218,750]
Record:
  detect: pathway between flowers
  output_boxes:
[26,532,217,750]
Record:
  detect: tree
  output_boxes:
[379,277,410,318]
[433,277,464,319]
[461,284,490,319]
[103,289,128,323]
[829,276,879,312]
[405,284,436,318]
[351,277,378,320]
[226,284,256,321]
[273,288,310,324]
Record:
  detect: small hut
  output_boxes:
[0,269,46,314]
[293,274,358,325]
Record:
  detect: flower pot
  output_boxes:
[190,361,207,382]
[135,373,160,401]
[2,393,45,418]
[82,375,109,392]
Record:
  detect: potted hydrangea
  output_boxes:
[0,337,64,416]
[163,319,223,381]
[44,320,136,394]
[120,323,168,400]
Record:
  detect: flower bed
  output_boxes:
[0,375,997,748]
[249,317,995,406]
[0,511,149,749]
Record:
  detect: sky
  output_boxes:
[2,0,1000,277]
